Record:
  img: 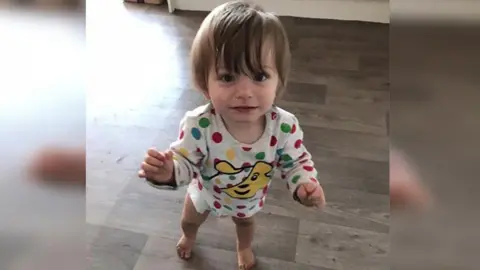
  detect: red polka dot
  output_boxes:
[300,159,309,164]
[310,177,318,183]
[271,112,277,120]
[237,205,246,209]
[294,139,303,149]
[270,136,278,147]
[303,165,314,172]
[259,200,264,207]
[242,147,252,151]
[281,174,286,179]
[242,162,251,168]
[227,184,233,188]
[193,172,198,179]
[211,108,216,115]
[179,130,184,140]
[291,124,297,134]
[198,181,203,190]
[299,152,308,159]
[263,185,268,194]
[214,201,222,209]
[214,158,220,165]
[196,147,202,153]
[214,185,221,194]
[237,212,246,218]
[212,132,223,143]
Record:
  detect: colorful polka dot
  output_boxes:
[294,139,303,149]
[292,175,301,184]
[237,212,246,218]
[270,136,278,147]
[215,178,222,185]
[255,152,265,160]
[299,152,308,159]
[276,148,284,156]
[196,147,202,153]
[178,148,189,158]
[281,173,286,179]
[282,154,293,162]
[291,124,297,134]
[212,132,223,143]
[214,201,222,209]
[281,123,291,133]
[214,158,221,165]
[303,165,314,172]
[259,199,264,207]
[263,185,268,194]
[223,205,232,211]
[193,172,198,179]
[198,181,203,190]
[179,130,184,140]
[173,155,178,161]
[237,205,246,209]
[224,197,232,204]
[229,175,236,181]
[226,148,235,161]
[310,177,318,183]
[191,127,201,140]
[201,174,210,181]
[199,117,210,128]
[242,147,252,151]
[211,108,216,115]
[271,112,277,120]
[242,162,251,168]
[214,185,221,194]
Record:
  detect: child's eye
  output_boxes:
[253,72,269,82]
[219,74,236,83]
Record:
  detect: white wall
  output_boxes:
[168,0,390,23]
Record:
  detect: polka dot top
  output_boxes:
[170,103,319,218]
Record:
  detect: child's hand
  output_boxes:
[138,148,175,184]
[296,182,326,209]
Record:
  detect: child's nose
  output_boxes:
[234,76,254,99]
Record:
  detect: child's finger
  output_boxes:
[166,150,174,160]
[147,148,165,161]
[141,162,160,173]
[138,170,146,178]
[145,156,164,167]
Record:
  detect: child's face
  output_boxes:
[206,52,278,124]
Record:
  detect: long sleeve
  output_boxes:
[169,114,208,187]
[276,116,319,196]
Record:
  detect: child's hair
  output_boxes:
[190,1,291,95]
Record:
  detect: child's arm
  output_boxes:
[277,116,325,208]
[168,114,207,187]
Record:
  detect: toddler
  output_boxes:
[138,1,326,269]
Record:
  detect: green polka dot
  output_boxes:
[281,123,291,133]
[281,154,293,162]
[223,205,233,211]
[201,174,211,181]
[292,175,301,184]
[255,152,266,160]
[244,167,251,172]
[283,162,294,169]
[229,175,236,180]
[199,117,210,128]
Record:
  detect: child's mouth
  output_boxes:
[230,106,258,113]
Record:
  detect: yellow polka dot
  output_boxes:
[226,148,235,161]
[172,155,178,161]
[215,178,222,185]
[224,197,232,204]
[178,148,189,158]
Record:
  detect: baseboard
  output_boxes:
[169,0,390,23]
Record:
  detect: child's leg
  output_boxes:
[232,216,256,270]
[177,193,209,260]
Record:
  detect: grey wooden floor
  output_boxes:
[86,2,389,270]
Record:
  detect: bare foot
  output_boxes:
[237,247,256,270]
[176,234,196,260]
